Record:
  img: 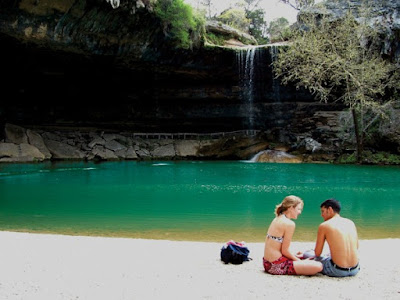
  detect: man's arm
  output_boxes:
[314,224,326,257]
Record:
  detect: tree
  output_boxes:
[273,8,399,162]
[217,7,251,33]
[241,0,269,44]
[247,8,268,44]
[216,0,268,44]
[267,17,290,43]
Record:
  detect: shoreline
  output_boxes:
[3,123,400,165]
[1,227,400,243]
[1,231,399,299]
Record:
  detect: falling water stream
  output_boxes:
[269,45,281,102]
[236,44,283,129]
[236,46,259,129]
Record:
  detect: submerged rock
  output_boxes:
[250,150,302,163]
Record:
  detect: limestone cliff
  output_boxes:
[299,0,400,60]
[2,0,398,163]
[0,0,330,134]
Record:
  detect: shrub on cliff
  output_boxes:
[217,8,250,34]
[273,1,400,163]
[154,0,205,49]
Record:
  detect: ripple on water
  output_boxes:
[0,161,399,241]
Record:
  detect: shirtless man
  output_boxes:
[314,198,360,277]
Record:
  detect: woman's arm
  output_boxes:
[281,221,300,261]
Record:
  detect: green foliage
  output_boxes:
[154,0,205,49]
[217,7,250,33]
[213,2,268,44]
[366,152,400,165]
[337,153,357,164]
[274,12,395,109]
[268,17,291,43]
[205,32,226,46]
[247,8,269,44]
[338,151,400,165]
[273,2,399,162]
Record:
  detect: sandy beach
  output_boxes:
[0,231,399,300]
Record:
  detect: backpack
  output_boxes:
[220,240,251,264]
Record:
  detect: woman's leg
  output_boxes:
[293,260,323,275]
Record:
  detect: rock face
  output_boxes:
[249,150,302,163]
[300,0,400,60]
[0,123,269,162]
[1,0,398,162]
[0,0,341,137]
[0,142,45,162]
[205,20,258,46]
[0,123,348,163]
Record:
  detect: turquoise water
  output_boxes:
[0,161,399,241]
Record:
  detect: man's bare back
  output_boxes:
[313,198,360,277]
[315,215,359,267]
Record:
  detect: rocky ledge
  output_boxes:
[0,123,338,163]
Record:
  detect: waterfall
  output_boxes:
[236,44,283,129]
[236,46,262,129]
[269,45,281,102]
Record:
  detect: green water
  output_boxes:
[0,161,399,242]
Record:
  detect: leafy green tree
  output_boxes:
[216,1,268,44]
[273,9,399,162]
[246,8,268,44]
[217,7,250,33]
[267,17,291,43]
[241,0,268,44]
[155,0,205,49]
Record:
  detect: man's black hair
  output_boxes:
[320,198,341,213]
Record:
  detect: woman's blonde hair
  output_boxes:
[274,195,303,217]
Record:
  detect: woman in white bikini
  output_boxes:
[263,195,323,275]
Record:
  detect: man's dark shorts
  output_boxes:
[316,256,360,277]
